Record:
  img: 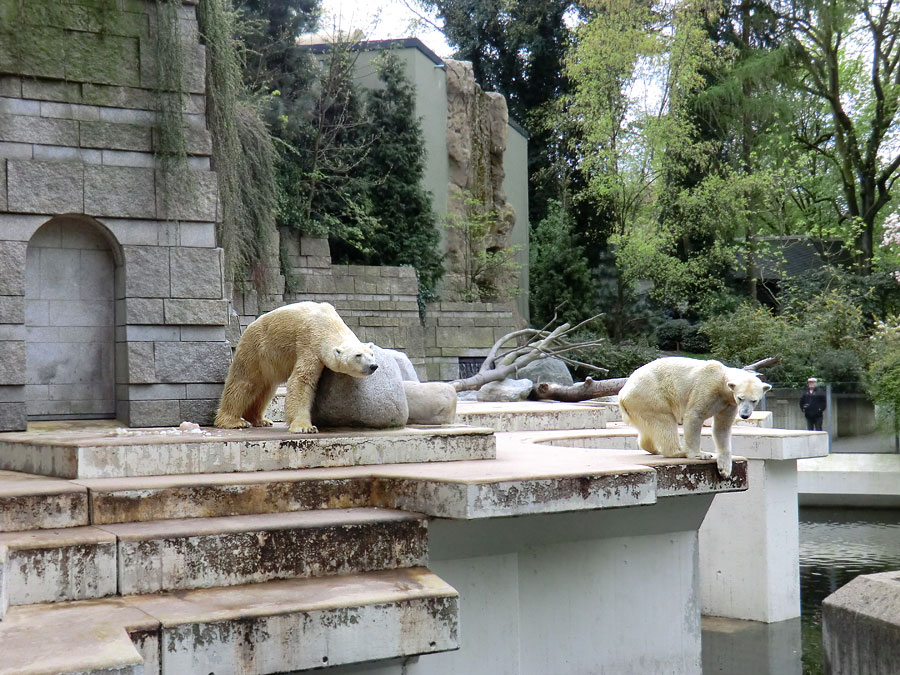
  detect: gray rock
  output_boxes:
[477,378,533,402]
[404,381,457,425]
[516,357,574,386]
[383,348,419,382]
[457,390,479,402]
[312,345,409,428]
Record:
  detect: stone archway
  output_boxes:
[25,216,119,420]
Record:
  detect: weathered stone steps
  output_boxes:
[0,424,496,478]
[0,508,427,614]
[0,567,459,675]
[0,470,88,532]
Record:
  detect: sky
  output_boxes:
[317,0,453,57]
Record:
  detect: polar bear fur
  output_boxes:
[618,357,771,478]
[215,302,378,433]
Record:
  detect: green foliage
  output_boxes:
[445,190,521,302]
[701,289,867,389]
[867,318,900,433]
[199,0,280,283]
[529,201,598,326]
[154,0,189,190]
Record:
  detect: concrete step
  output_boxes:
[0,567,459,675]
[0,470,89,532]
[0,423,495,478]
[1,508,427,609]
[456,400,619,431]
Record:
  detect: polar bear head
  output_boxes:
[332,341,379,377]
[727,370,772,419]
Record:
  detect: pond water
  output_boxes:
[702,507,900,675]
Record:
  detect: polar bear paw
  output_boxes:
[717,456,732,479]
[251,417,274,427]
[288,422,318,434]
[216,416,251,429]
[687,449,715,461]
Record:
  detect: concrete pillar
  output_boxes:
[699,433,828,622]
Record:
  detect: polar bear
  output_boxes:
[215,302,378,433]
[618,357,771,478]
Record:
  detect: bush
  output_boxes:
[681,323,711,353]
[655,319,690,351]
[568,332,660,379]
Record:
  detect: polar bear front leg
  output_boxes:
[285,362,322,433]
[711,409,735,478]
[683,413,715,461]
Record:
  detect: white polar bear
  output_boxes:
[618,357,771,478]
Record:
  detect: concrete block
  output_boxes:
[31,145,80,162]
[823,571,900,675]
[0,141,33,159]
[179,397,216,424]
[6,159,83,213]
[178,222,216,247]
[0,113,77,145]
[121,324,180,342]
[0,401,26,431]
[84,165,156,219]
[123,245,170,298]
[169,247,222,299]
[80,120,152,151]
[0,76,22,97]
[125,383,186,401]
[0,97,40,116]
[65,32,141,87]
[0,527,117,606]
[81,83,155,110]
[185,383,224,399]
[124,341,155,383]
[100,218,159,246]
[0,323,25,340]
[39,101,100,121]
[101,149,156,168]
[21,79,80,102]
[156,169,218,222]
[180,325,226,341]
[0,241,25,296]
[164,299,227,325]
[98,106,156,125]
[0,341,25,385]
[121,297,164,324]
[153,341,231,383]
[125,399,181,427]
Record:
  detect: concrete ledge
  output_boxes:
[0,470,89,531]
[0,424,496,478]
[799,453,900,507]
[823,570,900,674]
[0,567,458,675]
[455,401,618,432]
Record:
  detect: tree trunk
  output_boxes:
[532,378,628,401]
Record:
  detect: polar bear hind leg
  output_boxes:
[629,408,682,457]
[243,382,278,427]
[215,374,256,428]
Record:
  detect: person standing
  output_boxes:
[800,377,827,431]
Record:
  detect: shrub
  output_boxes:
[655,319,690,351]
[568,332,660,380]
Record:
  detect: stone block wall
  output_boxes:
[0,0,227,430]
[423,301,518,381]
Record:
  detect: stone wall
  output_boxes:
[0,0,227,430]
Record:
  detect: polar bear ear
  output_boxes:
[367,342,375,349]
[727,381,738,392]
[762,383,772,393]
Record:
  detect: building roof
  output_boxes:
[734,236,850,280]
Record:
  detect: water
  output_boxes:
[798,508,900,674]
[702,507,900,675]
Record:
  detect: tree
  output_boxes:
[530,200,599,326]
[348,52,445,300]
[783,0,900,273]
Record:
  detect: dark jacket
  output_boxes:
[800,387,826,417]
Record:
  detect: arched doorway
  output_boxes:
[25,216,119,420]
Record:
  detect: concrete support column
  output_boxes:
[699,433,827,622]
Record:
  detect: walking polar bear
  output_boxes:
[215,302,378,433]
[618,357,771,478]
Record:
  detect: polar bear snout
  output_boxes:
[368,363,378,374]
[737,400,756,419]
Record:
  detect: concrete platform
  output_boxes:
[799,452,900,507]
[0,423,496,479]
[455,400,618,431]
[0,567,459,675]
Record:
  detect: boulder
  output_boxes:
[457,390,479,402]
[404,381,457,425]
[382,348,419,382]
[312,345,409,428]
[516,357,574,386]
[477,378,533,402]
